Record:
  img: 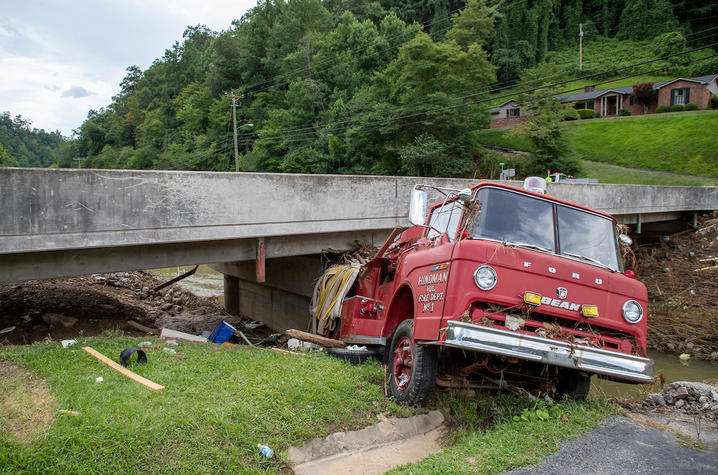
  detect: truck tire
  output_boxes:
[387,319,437,406]
[557,369,591,401]
[326,346,383,365]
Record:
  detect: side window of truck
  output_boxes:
[426,201,462,241]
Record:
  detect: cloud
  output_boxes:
[61,86,93,98]
[0,24,12,38]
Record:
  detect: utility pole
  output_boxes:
[73,156,85,168]
[579,23,584,71]
[230,91,240,172]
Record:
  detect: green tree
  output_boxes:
[617,0,678,41]
[445,0,496,50]
[0,143,18,167]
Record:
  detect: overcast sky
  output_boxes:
[1,0,257,136]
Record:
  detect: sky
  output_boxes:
[1,0,257,136]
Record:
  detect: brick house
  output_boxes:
[489,99,528,128]
[560,73,718,117]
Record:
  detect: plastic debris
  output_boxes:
[287,338,321,351]
[0,326,16,335]
[162,348,177,354]
[138,341,153,346]
[346,345,368,351]
[257,444,274,458]
[96,376,103,383]
[679,353,691,361]
[61,339,77,348]
[164,340,179,346]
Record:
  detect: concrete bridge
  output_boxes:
[1,168,716,330]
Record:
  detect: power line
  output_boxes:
[232,26,718,142]
[239,42,718,144]
[246,48,717,147]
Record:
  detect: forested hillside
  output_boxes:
[0,113,66,168]
[37,1,718,175]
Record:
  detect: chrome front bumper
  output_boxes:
[443,320,653,384]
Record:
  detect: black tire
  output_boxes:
[327,346,383,365]
[557,369,591,401]
[387,319,438,406]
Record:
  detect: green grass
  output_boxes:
[564,110,718,177]
[0,333,413,473]
[478,110,718,181]
[0,334,615,473]
[579,160,718,186]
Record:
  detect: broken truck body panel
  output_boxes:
[324,180,652,403]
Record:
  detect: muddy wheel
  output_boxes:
[557,369,591,401]
[387,319,437,406]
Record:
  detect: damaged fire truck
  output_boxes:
[313,177,653,405]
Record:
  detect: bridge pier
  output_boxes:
[223,274,240,316]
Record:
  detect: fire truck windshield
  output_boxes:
[471,187,621,271]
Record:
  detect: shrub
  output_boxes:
[619,108,631,116]
[670,104,684,112]
[576,108,594,119]
[712,95,718,109]
[562,108,580,121]
[594,113,601,118]
[684,102,699,111]
[656,105,671,113]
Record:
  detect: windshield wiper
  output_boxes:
[505,241,553,254]
[562,251,615,271]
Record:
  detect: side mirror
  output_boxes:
[618,234,633,246]
[409,186,427,226]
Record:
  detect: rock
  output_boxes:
[675,399,685,409]
[645,393,666,406]
[173,305,182,313]
[711,352,718,360]
[160,302,173,311]
[710,390,718,401]
[666,343,676,352]
[685,342,695,351]
[140,292,149,299]
[172,296,182,305]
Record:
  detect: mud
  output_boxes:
[0,271,248,345]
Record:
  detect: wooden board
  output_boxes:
[285,329,346,348]
[81,347,165,391]
[159,327,208,343]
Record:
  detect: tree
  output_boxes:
[518,88,580,177]
[632,82,657,115]
[0,143,18,167]
[445,0,496,51]
[617,0,679,41]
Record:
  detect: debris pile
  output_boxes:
[642,381,718,421]
[636,212,718,360]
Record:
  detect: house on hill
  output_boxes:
[560,74,718,117]
[488,73,717,128]
[489,99,526,128]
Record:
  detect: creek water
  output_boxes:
[149,265,224,297]
[147,266,718,396]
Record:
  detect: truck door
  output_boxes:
[407,200,463,340]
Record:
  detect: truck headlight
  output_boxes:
[474,265,497,290]
[622,300,643,324]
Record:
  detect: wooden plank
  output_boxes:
[159,327,208,343]
[81,346,165,391]
[285,329,346,348]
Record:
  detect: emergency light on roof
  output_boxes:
[522,176,547,194]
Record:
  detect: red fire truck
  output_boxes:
[319,177,653,405]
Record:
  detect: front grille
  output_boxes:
[467,302,639,355]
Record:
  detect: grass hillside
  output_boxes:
[565,110,718,177]
[478,110,718,182]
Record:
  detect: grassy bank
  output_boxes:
[0,334,614,473]
[478,110,718,182]
[565,111,718,177]
[579,160,718,186]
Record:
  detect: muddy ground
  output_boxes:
[0,271,258,345]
